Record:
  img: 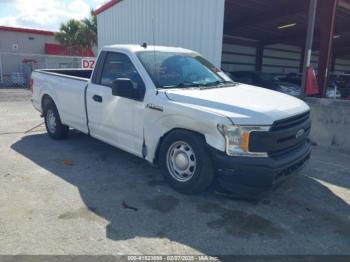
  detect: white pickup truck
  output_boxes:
[31,44,311,195]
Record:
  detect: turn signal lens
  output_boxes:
[241,131,250,152]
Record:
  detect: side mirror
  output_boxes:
[112,78,145,100]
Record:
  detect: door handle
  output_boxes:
[92,95,103,103]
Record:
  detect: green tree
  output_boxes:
[55,10,97,55]
[80,10,98,53]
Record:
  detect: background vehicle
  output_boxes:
[229,71,302,97]
[277,73,302,86]
[326,81,342,99]
[329,73,350,98]
[31,45,311,196]
[277,72,347,99]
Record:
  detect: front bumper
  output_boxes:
[208,141,312,195]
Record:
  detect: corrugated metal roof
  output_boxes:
[94,0,123,15]
[0,26,55,36]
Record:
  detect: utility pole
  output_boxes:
[301,0,318,99]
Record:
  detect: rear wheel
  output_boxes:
[159,130,214,194]
[44,103,69,139]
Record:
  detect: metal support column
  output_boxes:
[301,0,318,98]
[317,0,338,97]
[331,51,337,72]
[255,43,264,72]
[0,54,3,84]
[300,46,306,73]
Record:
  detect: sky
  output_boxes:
[0,0,107,31]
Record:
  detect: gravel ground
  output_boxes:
[0,88,349,256]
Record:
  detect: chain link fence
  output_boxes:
[0,52,94,88]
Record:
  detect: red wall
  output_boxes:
[45,43,94,57]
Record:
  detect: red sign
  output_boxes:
[82,58,96,69]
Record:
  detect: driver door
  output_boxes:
[86,51,146,157]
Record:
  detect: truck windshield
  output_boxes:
[137,51,233,89]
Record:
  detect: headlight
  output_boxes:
[217,124,270,157]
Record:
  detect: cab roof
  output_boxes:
[102,44,195,54]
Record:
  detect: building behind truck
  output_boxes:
[0,26,94,87]
[94,0,350,98]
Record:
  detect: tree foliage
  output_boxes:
[55,10,97,55]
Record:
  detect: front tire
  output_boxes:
[44,103,69,140]
[159,130,214,194]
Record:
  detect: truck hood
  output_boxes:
[165,84,310,125]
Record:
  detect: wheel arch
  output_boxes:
[153,128,206,166]
[40,94,66,126]
[144,113,226,165]
[41,94,55,113]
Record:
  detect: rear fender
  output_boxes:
[39,90,65,124]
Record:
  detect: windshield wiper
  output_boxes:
[199,80,235,89]
[161,82,202,89]
[177,82,202,87]
[160,81,235,90]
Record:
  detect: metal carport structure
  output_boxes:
[223,0,350,97]
[95,0,350,98]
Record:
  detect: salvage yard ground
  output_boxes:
[0,88,349,255]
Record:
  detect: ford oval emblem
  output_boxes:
[296,129,305,139]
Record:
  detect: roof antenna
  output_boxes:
[141,42,147,49]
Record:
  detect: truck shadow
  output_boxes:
[11,132,350,254]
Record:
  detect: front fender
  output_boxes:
[143,113,227,164]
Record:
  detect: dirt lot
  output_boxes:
[0,88,349,255]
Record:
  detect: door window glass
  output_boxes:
[100,52,144,88]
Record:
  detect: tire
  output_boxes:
[159,130,215,194]
[44,102,69,140]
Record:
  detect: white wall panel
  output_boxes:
[221,42,256,72]
[222,43,256,54]
[262,44,302,74]
[334,58,350,73]
[97,0,225,67]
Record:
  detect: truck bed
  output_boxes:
[37,69,93,80]
[31,69,91,134]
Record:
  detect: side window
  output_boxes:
[100,52,144,88]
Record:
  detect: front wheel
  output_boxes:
[159,130,215,194]
[44,103,69,140]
